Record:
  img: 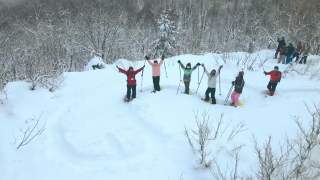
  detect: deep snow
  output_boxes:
[1,50,320,180]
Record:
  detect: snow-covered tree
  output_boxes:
[153,11,178,58]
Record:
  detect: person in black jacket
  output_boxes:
[230,71,245,107]
[286,43,295,64]
[275,37,286,59]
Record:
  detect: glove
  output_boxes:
[197,63,201,66]
[142,65,145,69]
[116,65,119,69]
[177,60,181,64]
[145,55,149,60]
[201,63,205,67]
[162,54,165,60]
[232,81,235,85]
[264,71,267,74]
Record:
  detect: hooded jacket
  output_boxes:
[234,75,245,94]
[204,68,220,88]
[147,60,163,76]
[119,67,143,85]
[180,63,198,81]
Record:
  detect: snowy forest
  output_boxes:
[0,0,320,92]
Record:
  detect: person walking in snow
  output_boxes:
[264,66,281,96]
[278,44,287,64]
[275,36,286,59]
[230,71,245,107]
[286,43,295,64]
[201,64,223,104]
[145,54,164,93]
[300,43,310,64]
[116,65,145,101]
[292,42,303,62]
[177,60,201,94]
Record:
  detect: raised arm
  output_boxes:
[158,59,164,66]
[134,67,144,75]
[119,68,127,74]
[147,60,153,66]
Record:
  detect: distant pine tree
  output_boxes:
[152,11,178,58]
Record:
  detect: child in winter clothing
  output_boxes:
[230,71,245,107]
[264,66,281,96]
[116,65,145,100]
[201,64,223,104]
[177,60,201,94]
[278,44,287,64]
[300,44,310,64]
[275,37,286,59]
[286,43,295,64]
[292,42,303,62]
[145,55,164,93]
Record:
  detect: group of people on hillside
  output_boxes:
[275,37,310,64]
[115,54,282,107]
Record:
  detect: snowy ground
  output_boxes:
[1,50,320,180]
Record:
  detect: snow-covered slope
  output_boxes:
[1,50,320,180]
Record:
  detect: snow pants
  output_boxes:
[292,53,300,62]
[205,87,216,104]
[300,56,308,64]
[275,48,280,58]
[278,55,286,64]
[267,82,278,96]
[286,55,292,64]
[152,76,160,91]
[184,81,190,94]
[127,85,136,99]
[231,91,241,107]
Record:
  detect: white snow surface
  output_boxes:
[1,50,320,180]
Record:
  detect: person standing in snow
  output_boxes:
[286,43,295,64]
[278,44,287,64]
[177,60,201,94]
[201,64,223,104]
[300,43,310,64]
[116,65,145,101]
[230,71,245,107]
[292,42,303,62]
[145,54,164,93]
[264,66,281,96]
[275,36,286,59]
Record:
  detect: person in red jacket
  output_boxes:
[116,65,145,101]
[264,66,282,96]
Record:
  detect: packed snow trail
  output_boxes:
[1,50,320,180]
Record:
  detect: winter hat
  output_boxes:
[154,60,158,64]
[274,66,279,70]
[187,63,191,67]
[129,66,134,70]
[240,71,244,76]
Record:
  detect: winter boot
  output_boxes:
[270,91,274,96]
[230,102,235,106]
[268,88,271,94]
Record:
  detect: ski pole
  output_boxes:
[258,55,266,73]
[177,62,182,95]
[140,60,147,92]
[164,58,168,78]
[196,70,205,94]
[219,70,221,96]
[198,67,199,84]
[224,84,234,105]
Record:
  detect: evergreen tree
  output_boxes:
[153,11,178,58]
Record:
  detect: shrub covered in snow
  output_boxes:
[85,57,107,71]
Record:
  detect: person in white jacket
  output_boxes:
[201,64,223,104]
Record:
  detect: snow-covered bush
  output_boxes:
[85,57,106,71]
